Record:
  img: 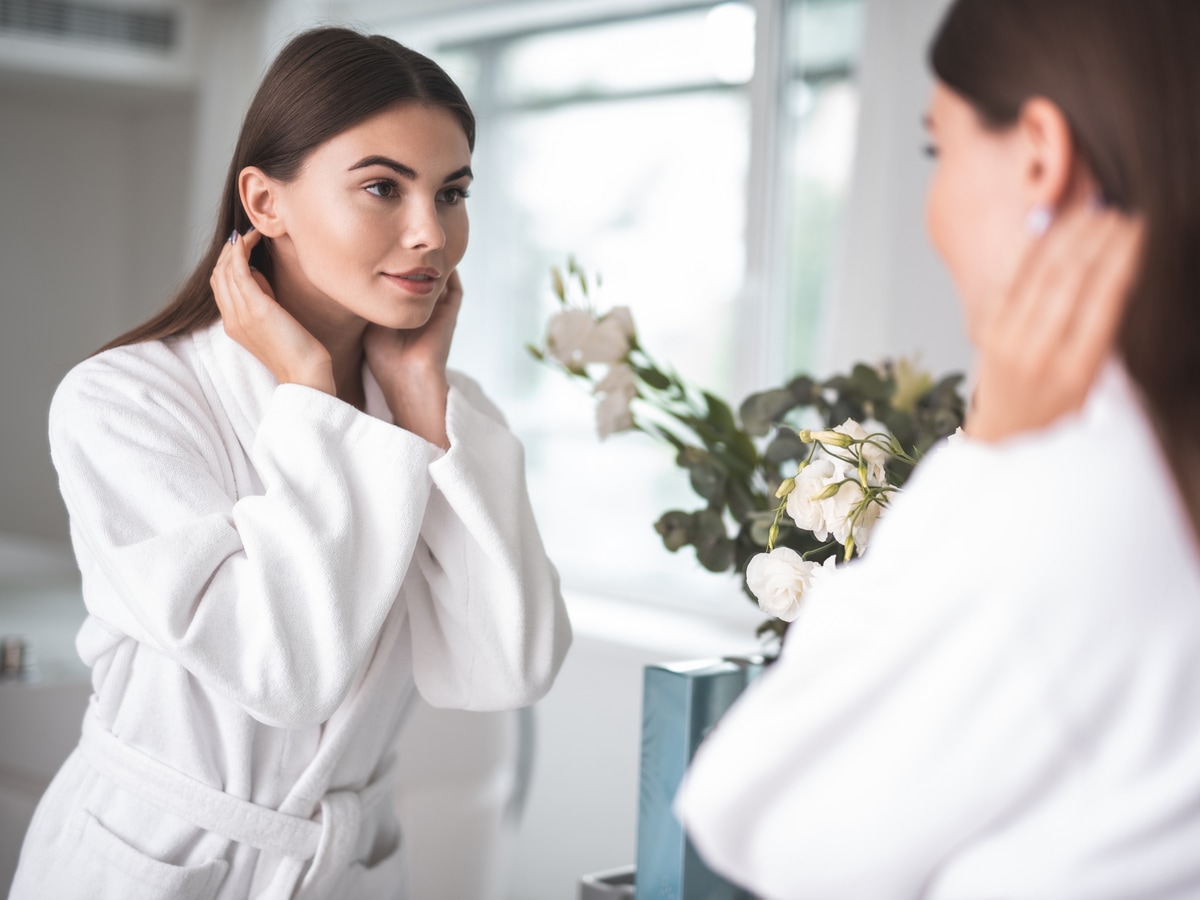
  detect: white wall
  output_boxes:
[819,0,966,379]
[0,84,195,538]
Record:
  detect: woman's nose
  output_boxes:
[402,199,446,250]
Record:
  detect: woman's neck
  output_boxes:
[271,268,368,411]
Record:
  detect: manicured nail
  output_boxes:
[228,230,239,245]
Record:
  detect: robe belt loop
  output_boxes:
[77,711,395,868]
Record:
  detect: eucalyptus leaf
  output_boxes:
[689,463,726,505]
[695,535,735,572]
[738,388,795,437]
[787,375,817,404]
[764,428,807,464]
[849,363,891,403]
[635,365,672,391]
[693,508,728,539]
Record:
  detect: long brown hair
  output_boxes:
[100,27,475,353]
[931,0,1200,535]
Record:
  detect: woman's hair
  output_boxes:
[100,27,474,352]
[931,0,1200,534]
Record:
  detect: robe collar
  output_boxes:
[190,320,394,454]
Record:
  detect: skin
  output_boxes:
[209,100,474,449]
[923,81,1144,441]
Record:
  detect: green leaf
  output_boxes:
[787,375,817,405]
[738,388,796,437]
[725,479,760,521]
[764,428,807,464]
[849,363,891,402]
[654,510,694,553]
[703,392,739,436]
[692,508,727,539]
[695,535,735,572]
[634,365,672,391]
[689,463,726,505]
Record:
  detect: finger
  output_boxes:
[1061,215,1144,375]
[1001,209,1122,367]
[1005,206,1115,337]
[212,230,261,324]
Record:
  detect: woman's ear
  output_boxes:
[239,167,287,238]
[1017,97,1082,209]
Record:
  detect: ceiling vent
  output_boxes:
[0,0,175,51]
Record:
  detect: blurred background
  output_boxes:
[0,0,962,896]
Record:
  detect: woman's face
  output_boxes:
[262,101,472,331]
[924,81,1029,344]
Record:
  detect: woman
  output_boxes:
[677,0,1200,896]
[10,27,570,900]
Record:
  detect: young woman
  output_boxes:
[10,27,570,900]
[677,0,1200,896]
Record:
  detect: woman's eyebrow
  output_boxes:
[350,155,417,178]
[921,114,935,132]
[349,156,473,184]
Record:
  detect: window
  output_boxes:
[389,0,865,615]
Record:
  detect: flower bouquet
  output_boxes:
[529,260,966,641]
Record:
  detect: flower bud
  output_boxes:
[805,429,853,447]
[813,481,843,501]
[775,477,796,499]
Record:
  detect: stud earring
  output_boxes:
[1025,205,1053,236]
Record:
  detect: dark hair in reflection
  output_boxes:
[100,27,474,353]
[931,0,1200,534]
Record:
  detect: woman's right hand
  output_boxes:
[210,228,335,394]
[966,206,1144,442]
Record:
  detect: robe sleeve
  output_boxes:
[674,441,1075,899]
[406,371,572,711]
[49,348,440,729]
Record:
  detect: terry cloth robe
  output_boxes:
[10,320,571,900]
[676,365,1200,899]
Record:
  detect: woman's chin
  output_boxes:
[372,301,437,331]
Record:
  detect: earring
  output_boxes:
[1025,205,1053,236]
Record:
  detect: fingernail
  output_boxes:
[228,230,239,245]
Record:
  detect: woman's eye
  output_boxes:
[923,144,939,159]
[366,181,397,198]
[439,187,470,205]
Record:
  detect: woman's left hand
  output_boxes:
[967,206,1144,442]
[364,270,463,448]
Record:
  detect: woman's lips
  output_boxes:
[384,268,440,296]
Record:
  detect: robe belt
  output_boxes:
[78,711,395,870]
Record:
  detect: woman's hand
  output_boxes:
[210,229,335,395]
[363,269,464,449]
[966,207,1144,442]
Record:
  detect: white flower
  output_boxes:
[833,417,891,479]
[824,482,883,555]
[594,363,638,439]
[746,548,836,621]
[580,307,636,365]
[545,306,637,367]
[786,457,850,541]
[823,478,867,547]
[546,309,595,366]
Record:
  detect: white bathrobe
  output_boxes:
[676,366,1200,899]
[10,320,571,900]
